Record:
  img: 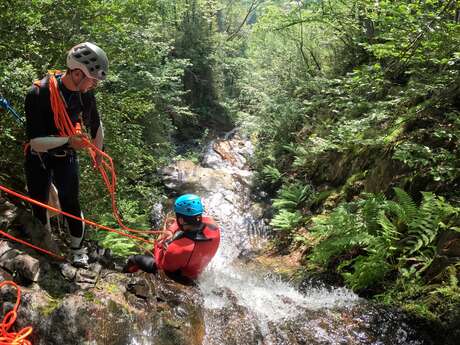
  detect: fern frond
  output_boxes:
[394,188,418,223]
[270,210,303,231]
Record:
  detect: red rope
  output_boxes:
[0,230,64,261]
[0,185,155,246]
[0,281,32,345]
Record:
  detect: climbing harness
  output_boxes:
[0,281,33,345]
[0,96,24,124]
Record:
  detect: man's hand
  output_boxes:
[68,134,87,150]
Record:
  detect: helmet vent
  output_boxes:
[67,42,109,80]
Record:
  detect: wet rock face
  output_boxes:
[203,288,264,345]
[159,160,236,194]
[0,271,205,345]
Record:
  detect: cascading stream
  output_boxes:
[159,130,430,345]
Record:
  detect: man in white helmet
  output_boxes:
[24,42,109,268]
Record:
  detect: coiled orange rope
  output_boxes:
[0,281,32,345]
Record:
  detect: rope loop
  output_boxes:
[0,280,33,345]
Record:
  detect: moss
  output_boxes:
[106,283,120,294]
[40,297,61,317]
[83,291,95,302]
[402,302,438,321]
[384,117,406,144]
[311,189,336,208]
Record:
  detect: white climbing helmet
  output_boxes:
[67,42,109,81]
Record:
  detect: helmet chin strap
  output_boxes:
[69,70,87,107]
[70,70,86,91]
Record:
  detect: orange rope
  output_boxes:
[0,230,64,261]
[0,185,155,246]
[0,281,32,345]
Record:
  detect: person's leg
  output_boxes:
[52,153,84,248]
[24,151,52,225]
[123,255,157,274]
[52,153,88,268]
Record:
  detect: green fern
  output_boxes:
[270,210,303,231]
[272,182,314,211]
[98,232,139,257]
[406,192,458,254]
[343,252,392,290]
[394,187,418,223]
[309,205,372,265]
[360,193,387,235]
[261,165,283,184]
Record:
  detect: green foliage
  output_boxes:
[261,165,283,185]
[308,203,373,265]
[393,141,460,182]
[272,182,313,211]
[307,187,460,312]
[269,180,315,234]
[406,192,459,254]
[95,231,139,257]
[270,209,303,232]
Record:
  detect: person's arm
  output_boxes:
[92,122,104,150]
[86,94,104,165]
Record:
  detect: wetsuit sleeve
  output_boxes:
[82,92,101,139]
[25,86,47,139]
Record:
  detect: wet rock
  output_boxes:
[299,271,345,290]
[203,287,264,345]
[126,275,152,300]
[14,210,62,255]
[1,270,206,345]
[423,255,458,283]
[0,196,17,229]
[0,241,41,282]
[160,160,235,193]
[0,267,13,281]
[59,263,77,280]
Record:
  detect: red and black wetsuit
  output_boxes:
[124,216,220,280]
[155,216,220,279]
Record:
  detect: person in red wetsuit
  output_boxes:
[123,194,220,282]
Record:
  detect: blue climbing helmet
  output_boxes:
[174,194,204,216]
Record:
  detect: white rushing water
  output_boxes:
[195,133,362,345]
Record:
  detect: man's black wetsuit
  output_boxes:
[24,73,101,240]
